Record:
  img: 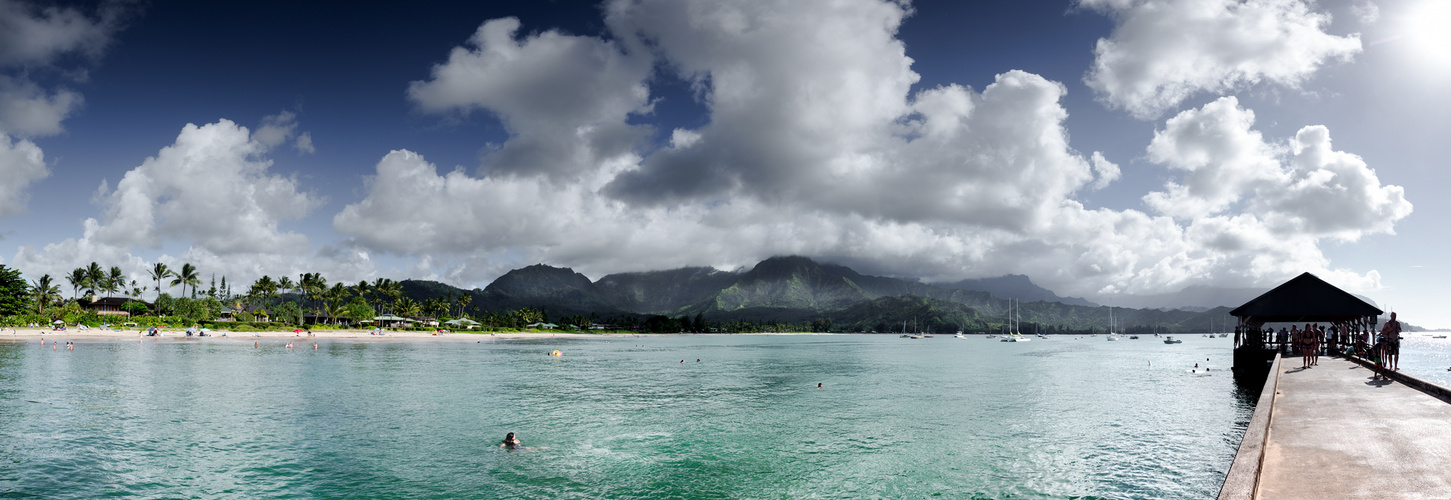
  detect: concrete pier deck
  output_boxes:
[1255,357,1451,499]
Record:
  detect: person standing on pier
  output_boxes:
[1300,323,1311,366]
[1381,312,1403,372]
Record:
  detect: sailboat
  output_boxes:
[1106,305,1119,341]
[901,320,918,339]
[1004,298,1030,342]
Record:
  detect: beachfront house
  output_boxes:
[370,315,414,328]
[78,297,151,317]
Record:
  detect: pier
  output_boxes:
[1219,354,1451,499]
[1220,272,1451,499]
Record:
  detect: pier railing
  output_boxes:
[1342,354,1451,402]
[1217,352,1281,500]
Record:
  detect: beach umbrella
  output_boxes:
[52,320,65,325]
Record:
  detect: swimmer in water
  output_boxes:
[817,383,823,389]
[696,359,701,363]
[500,432,521,449]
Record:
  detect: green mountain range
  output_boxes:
[398,256,1242,333]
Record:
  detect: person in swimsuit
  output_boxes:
[500,432,521,449]
[1310,324,1321,366]
[1381,312,1403,371]
[1303,324,1317,367]
[1300,324,1311,368]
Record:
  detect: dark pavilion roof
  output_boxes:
[1230,272,1383,325]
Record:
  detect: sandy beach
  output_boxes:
[0,327,626,342]
[0,328,838,342]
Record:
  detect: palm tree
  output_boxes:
[149,262,174,298]
[66,267,86,300]
[248,275,279,314]
[130,280,143,299]
[395,296,421,318]
[278,276,295,298]
[299,273,327,316]
[106,266,125,298]
[322,283,348,324]
[30,274,61,314]
[456,293,472,318]
[354,280,372,314]
[84,262,105,299]
[423,296,447,319]
[171,263,200,299]
[371,278,390,315]
[385,280,403,315]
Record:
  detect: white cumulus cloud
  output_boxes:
[407,16,653,181]
[0,132,47,216]
[326,0,1408,300]
[1143,96,1410,242]
[1082,0,1362,119]
[88,117,322,254]
[11,115,377,296]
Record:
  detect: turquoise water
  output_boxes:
[1,334,1252,499]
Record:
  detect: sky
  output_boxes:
[0,0,1447,325]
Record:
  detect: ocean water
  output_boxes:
[1396,333,1451,388]
[0,334,1252,499]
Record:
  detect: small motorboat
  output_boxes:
[1163,336,1183,344]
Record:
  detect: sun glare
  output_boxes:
[1403,0,1451,70]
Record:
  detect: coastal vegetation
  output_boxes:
[0,257,1352,334]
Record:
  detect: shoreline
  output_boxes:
[0,329,840,342]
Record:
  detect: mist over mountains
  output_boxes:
[400,256,1254,333]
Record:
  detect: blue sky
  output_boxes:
[2,0,1447,326]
